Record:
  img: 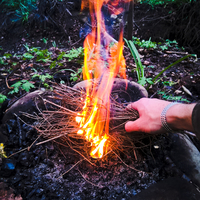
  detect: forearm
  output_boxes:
[167,103,196,132]
[125,98,200,137]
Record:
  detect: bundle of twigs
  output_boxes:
[27,83,149,160]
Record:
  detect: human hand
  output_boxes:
[125,98,172,134]
[125,98,195,135]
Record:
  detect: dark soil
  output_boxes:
[0,1,200,200]
[0,93,184,200]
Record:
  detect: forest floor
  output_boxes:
[0,2,200,200]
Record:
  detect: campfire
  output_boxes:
[25,0,150,160]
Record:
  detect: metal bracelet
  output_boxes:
[161,102,178,133]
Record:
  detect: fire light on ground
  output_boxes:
[76,0,131,158]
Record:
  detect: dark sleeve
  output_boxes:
[192,102,200,140]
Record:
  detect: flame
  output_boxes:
[76,0,130,158]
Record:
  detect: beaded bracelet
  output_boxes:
[161,102,178,133]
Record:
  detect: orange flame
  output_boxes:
[76,0,130,158]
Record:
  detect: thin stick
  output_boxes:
[58,146,67,159]
[7,147,28,158]
[28,133,42,151]
[112,151,150,174]
[43,99,78,115]
[78,169,103,188]
[35,133,69,146]
[54,140,96,166]
[57,159,83,179]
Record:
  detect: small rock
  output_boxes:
[143,60,150,65]
[175,89,182,95]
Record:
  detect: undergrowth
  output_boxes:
[1,0,38,23]
[140,0,196,7]
[0,44,84,107]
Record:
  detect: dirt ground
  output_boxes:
[0,1,200,200]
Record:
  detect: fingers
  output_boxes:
[126,98,147,111]
[126,102,137,110]
[126,101,140,112]
[125,119,142,132]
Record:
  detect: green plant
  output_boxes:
[140,0,194,7]
[22,45,52,62]
[125,38,197,89]
[132,37,181,51]
[8,80,35,94]
[63,47,84,62]
[1,0,37,23]
[35,49,52,62]
[50,47,84,69]
[124,38,153,86]
[158,91,190,102]
[22,52,34,60]
[0,143,7,158]
[23,43,30,51]
[52,41,57,48]
[42,38,48,44]
[3,53,12,59]
[70,68,83,82]
[147,54,197,89]
[162,80,177,86]
[15,3,30,22]
[0,94,7,106]
[0,57,5,65]
[132,37,157,49]
[159,39,179,51]
[32,69,53,88]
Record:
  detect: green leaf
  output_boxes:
[40,74,53,82]
[32,74,39,79]
[0,94,7,104]
[8,87,19,95]
[0,57,4,65]
[63,47,84,61]
[12,62,18,66]
[3,53,12,59]
[22,81,35,92]
[23,43,29,51]
[43,83,49,88]
[42,38,48,44]
[11,81,22,88]
[57,52,65,60]
[146,78,153,85]
[49,61,57,69]
[160,45,168,51]
[60,80,65,84]
[23,53,34,59]
[138,77,147,86]
[30,47,40,53]
[37,58,51,63]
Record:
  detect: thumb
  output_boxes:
[125,118,143,132]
